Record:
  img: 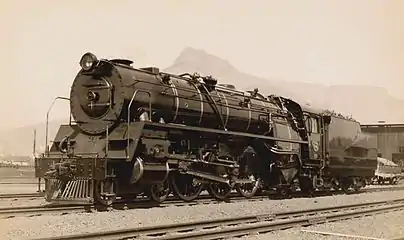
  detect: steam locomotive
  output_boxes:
[35,52,378,205]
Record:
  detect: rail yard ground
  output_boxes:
[242,209,404,240]
[0,176,403,240]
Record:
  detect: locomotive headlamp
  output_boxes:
[79,52,98,71]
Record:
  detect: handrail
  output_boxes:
[126,90,152,160]
[45,96,70,156]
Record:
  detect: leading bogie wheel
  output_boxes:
[94,179,116,206]
[235,175,261,199]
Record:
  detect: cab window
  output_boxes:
[311,117,319,133]
[304,115,319,133]
[304,115,309,130]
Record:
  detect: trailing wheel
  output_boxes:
[207,182,232,201]
[148,180,171,203]
[170,172,203,202]
[235,175,261,198]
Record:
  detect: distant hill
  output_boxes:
[0,118,68,156]
[1,47,403,156]
[166,47,404,124]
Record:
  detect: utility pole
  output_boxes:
[377,120,386,158]
[32,129,36,159]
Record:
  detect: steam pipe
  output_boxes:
[126,90,152,160]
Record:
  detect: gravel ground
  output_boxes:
[240,209,404,240]
[1,189,404,239]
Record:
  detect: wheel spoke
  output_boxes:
[170,173,203,202]
[207,182,232,201]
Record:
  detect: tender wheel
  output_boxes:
[341,182,350,194]
[277,187,292,199]
[148,180,171,203]
[94,179,116,206]
[299,177,315,197]
[170,173,203,202]
[207,182,232,201]
[236,175,261,198]
[353,185,361,192]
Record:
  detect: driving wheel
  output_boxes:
[207,182,232,201]
[170,172,203,202]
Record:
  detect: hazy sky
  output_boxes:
[1,0,403,129]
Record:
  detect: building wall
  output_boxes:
[361,125,404,167]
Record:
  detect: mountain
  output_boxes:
[2,47,403,156]
[166,47,404,124]
[0,118,68,157]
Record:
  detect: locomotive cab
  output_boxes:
[301,107,378,192]
[303,111,327,165]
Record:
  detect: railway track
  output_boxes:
[1,185,404,219]
[30,198,404,240]
[0,204,87,218]
[0,194,273,219]
[1,183,403,201]
[0,192,44,199]
[2,184,404,219]
[0,182,45,185]
[0,186,404,219]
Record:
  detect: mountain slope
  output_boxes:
[0,118,67,157]
[165,47,404,123]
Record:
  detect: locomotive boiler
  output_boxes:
[35,52,309,205]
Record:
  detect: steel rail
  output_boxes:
[0,184,402,219]
[0,194,266,219]
[30,198,404,240]
[0,182,45,185]
[0,193,44,199]
[1,184,403,215]
[0,204,88,218]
